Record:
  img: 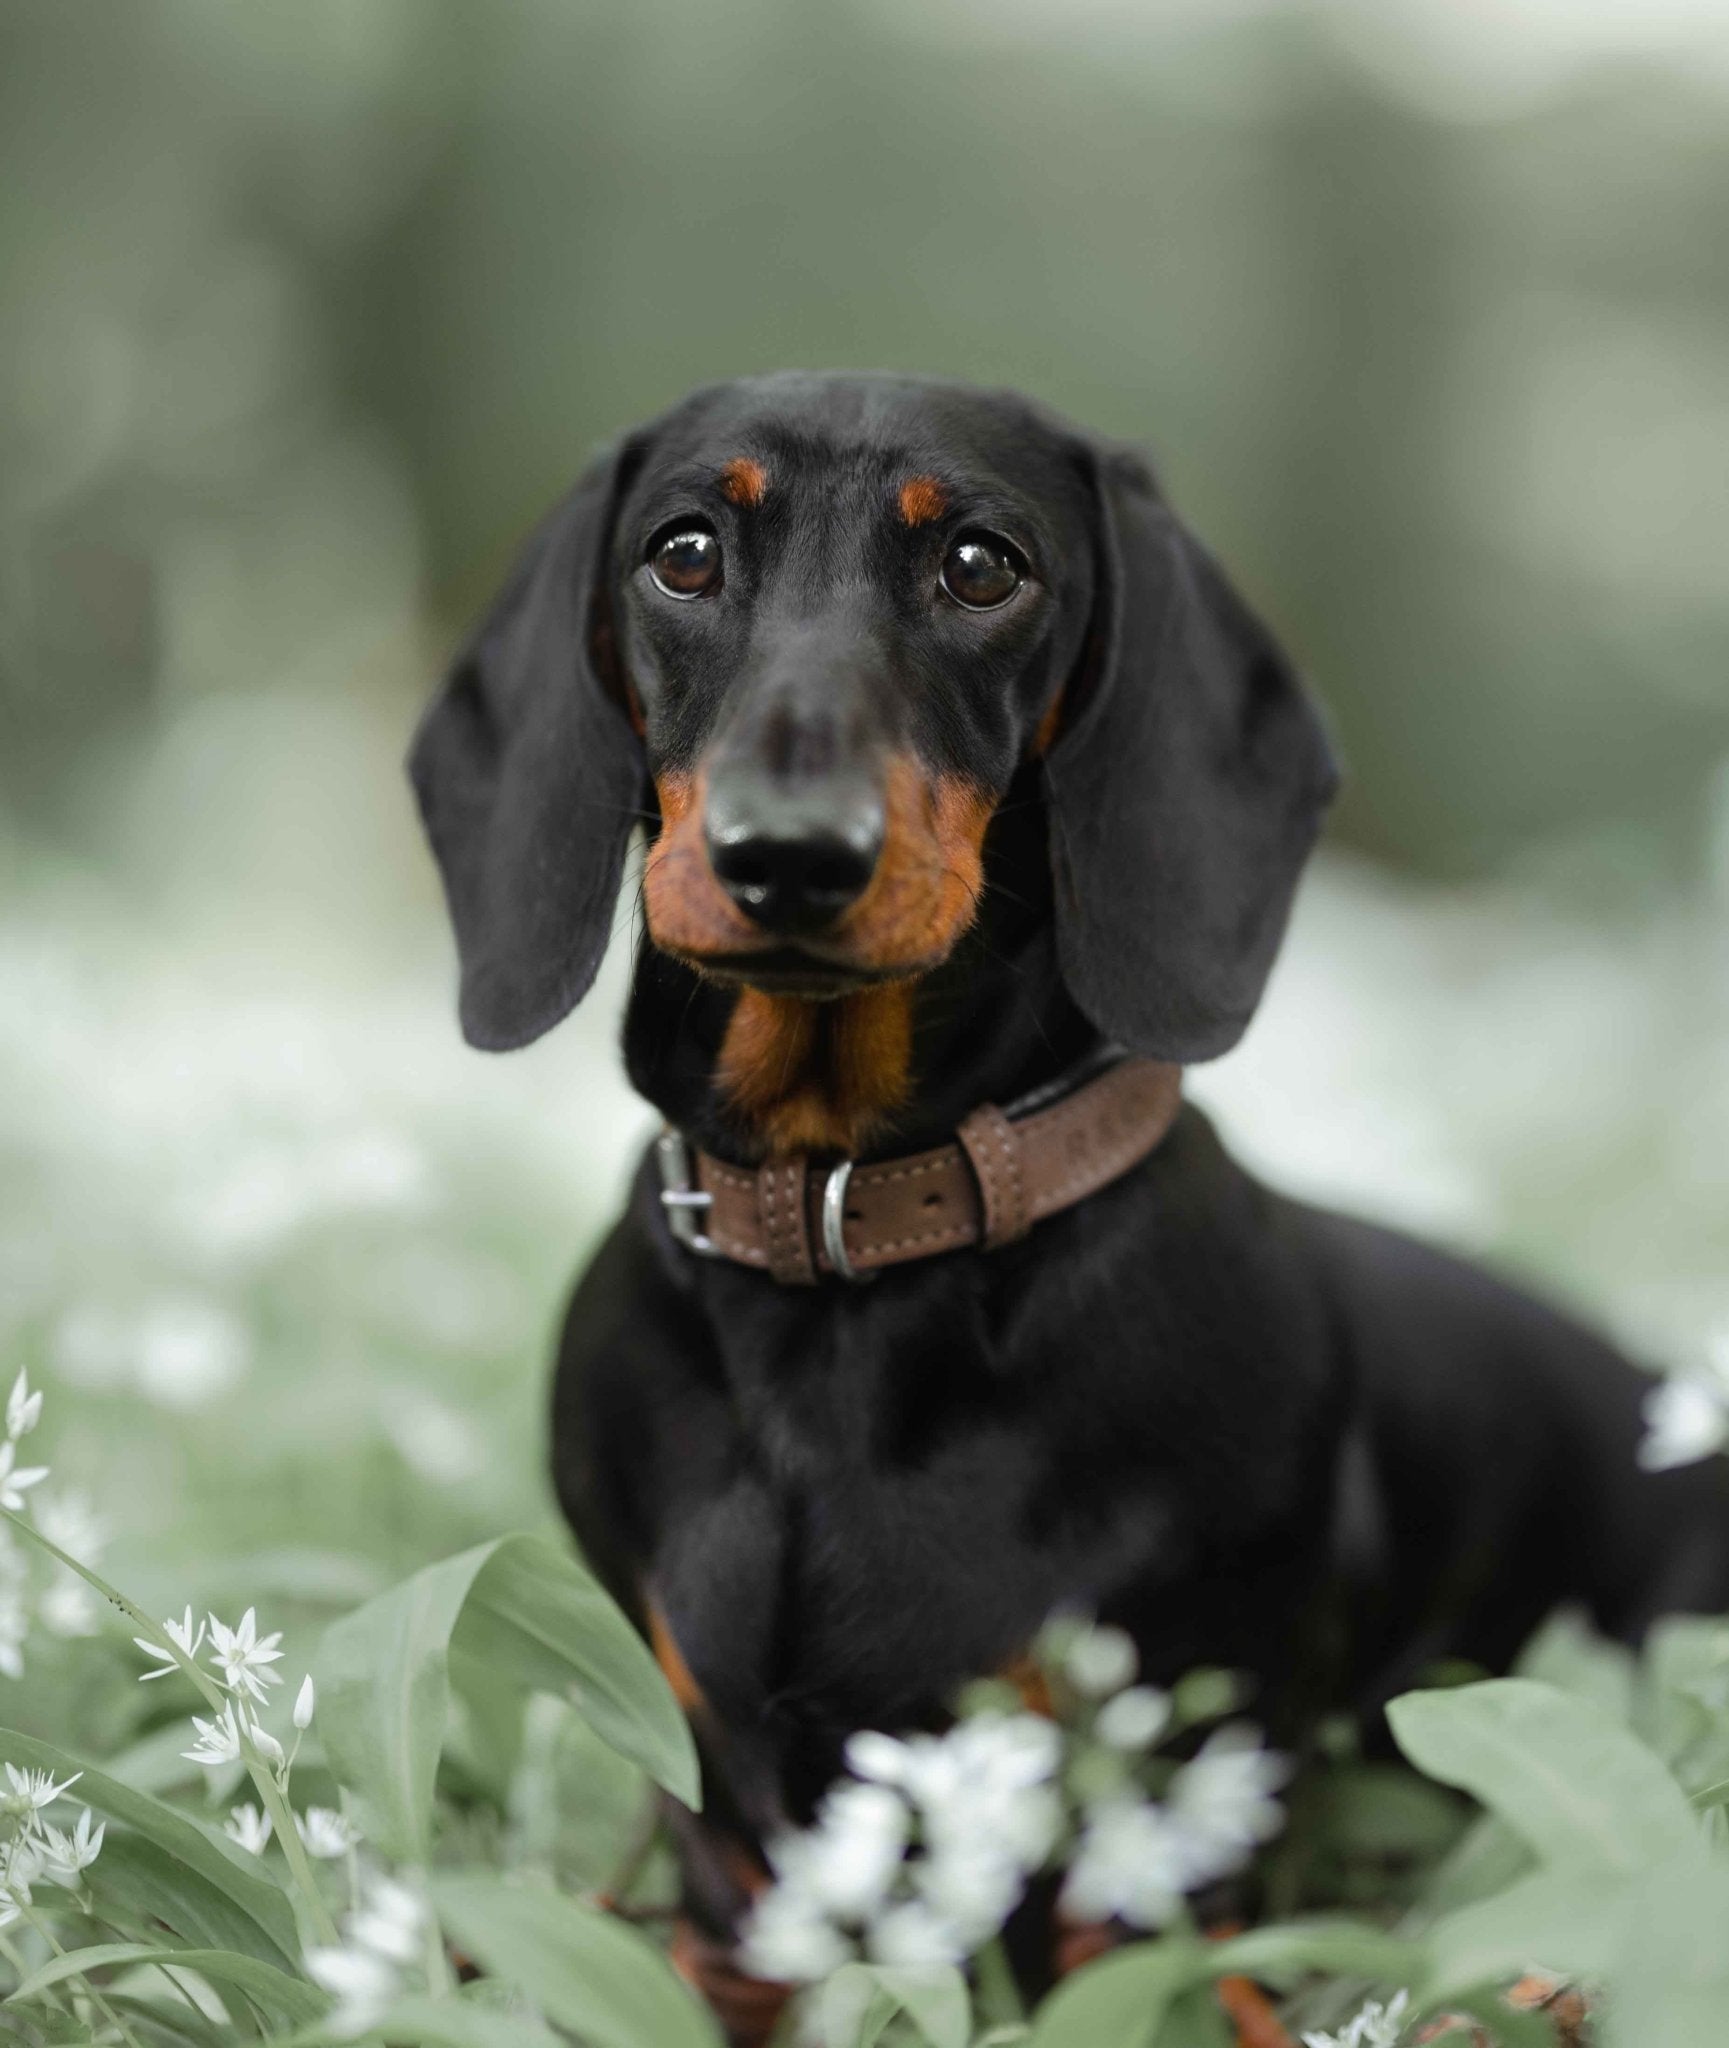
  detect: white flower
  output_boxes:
[1095,1684,1172,1751]
[293,1674,316,1729]
[739,1887,853,1983]
[1061,1798,1191,1929]
[39,1579,100,1639]
[865,1898,969,1969]
[248,1719,285,1767]
[183,1701,249,1768]
[207,1608,285,1702]
[307,1873,427,2037]
[0,1831,44,1906]
[306,1944,400,2038]
[915,1837,1024,1944]
[348,1875,425,1966]
[225,1803,273,1855]
[35,1492,105,1563]
[135,1605,205,1681]
[1303,1988,1411,2048]
[767,1782,909,1922]
[0,1442,49,1514]
[1640,1375,1729,1470]
[1165,1725,1289,1882]
[297,1807,360,1859]
[40,1809,105,1883]
[1064,1624,1139,1698]
[5,1372,42,1443]
[4,1764,81,1812]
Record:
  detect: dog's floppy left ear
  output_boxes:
[1044,445,1339,1063]
[409,436,646,1051]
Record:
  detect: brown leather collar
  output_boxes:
[654,1053,1183,1285]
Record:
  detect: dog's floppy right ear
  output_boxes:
[409,436,647,1051]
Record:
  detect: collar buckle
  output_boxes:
[655,1129,717,1256]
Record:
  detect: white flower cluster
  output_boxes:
[0,1371,54,1679]
[0,1762,105,1927]
[306,1871,427,2036]
[740,1622,1290,1987]
[133,1597,351,1865]
[1640,1323,1729,1470]
[1303,1988,1410,2048]
[743,1710,1063,1982]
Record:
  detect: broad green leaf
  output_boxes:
[1153,1983,1232,2048]
[372,1995,559,2048]
[1423,1865,1630,1997]
[0,1730,297,1969]
[817,1964,971,2048]
[1516,1608,1635,1724]
[1209,1921,1422,1986]
[1387,1678,1699,1873]
[1608,1856,1729,2048]
[9,1941,325,2029]
[316,1533,696,1862]
[450,1532,695,1808]
[1026,1939,1208,2048]
[432,1873,724,2048]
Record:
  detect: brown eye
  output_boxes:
[940,533,1023,610]
[649,525,723,600]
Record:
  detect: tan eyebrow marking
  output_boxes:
[897,475,948,526]
[718,456,768,507]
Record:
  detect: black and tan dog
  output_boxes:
[412,372,1729,2035]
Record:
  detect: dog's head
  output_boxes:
[412,372,1336,1074]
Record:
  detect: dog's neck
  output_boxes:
[623,778,1102,1163]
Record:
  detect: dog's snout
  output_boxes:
[705,774,884,935]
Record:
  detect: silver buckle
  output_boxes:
[821,1158,872,1285]
[655,1129,716,1256]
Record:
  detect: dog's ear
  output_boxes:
[1044,445,1339,1062]
[409,436,647,1051]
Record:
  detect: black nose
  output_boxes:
[705,774,884,935]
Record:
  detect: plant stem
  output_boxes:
[975,1934,1027,2029]
[20,1900,144,2048]
[1,1507,339,1946]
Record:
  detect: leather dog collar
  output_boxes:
[654,1052,1183,1285]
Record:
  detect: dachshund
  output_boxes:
[410,371,1729,2039]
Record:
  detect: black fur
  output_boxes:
[412,372,1729,1957]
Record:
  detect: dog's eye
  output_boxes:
[940,533,1023,611]
[648,525,723,600]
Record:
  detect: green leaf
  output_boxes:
[371,1995,559,2048]
[0,1729,298,1969]
[450,1531,696,1809]
[1516,1609,1635,1723]
[1209,1920,1423,1987]
[1422,1865,1631,1998]
[432,1873,724,2048]
[1026,1940,1209,2048]
[816,1964,971,2048]
[1609,1856,1729,2048]
[1387,1678,1700,1873]
[315,1533,696,1863]
[1153,1983,1233,2048]
[8,1942,325,2030]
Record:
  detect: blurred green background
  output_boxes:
[0,0,1725,1721]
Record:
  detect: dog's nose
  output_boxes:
[705,776,884,935]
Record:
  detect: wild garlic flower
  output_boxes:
[183,1701,252,1769]
[0,1442,49,1515]
[135,1604,206,1680]
[1061,1798,1191,1929]
[40,1808,105,1883]
[294,1674,316,1728]
[1165,1724,1290,1877]
[1094,1684,1172,1751]
[1063,1623,1139,1699]
[207,1608,285,1702]
[3,1764,82,1814]
[1639,1325,1729,1470]
[5,1372,42,1443]
[1303,1988,1411,2048]
[307,1872,427,2037]
[226,1803,274,1856]
[298,1806,361,1859]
